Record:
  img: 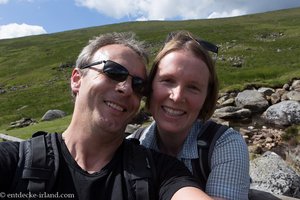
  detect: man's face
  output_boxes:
[72,44,147,133]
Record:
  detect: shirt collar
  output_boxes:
[140,121,202,160]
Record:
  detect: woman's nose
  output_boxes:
[169,86,185,103]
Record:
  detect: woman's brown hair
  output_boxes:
[146,30,219,122]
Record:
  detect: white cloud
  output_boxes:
[75,0,139,19]
[208,9,247,19]
[138,0,214,20]
[0,23,47,40]
[75,0,214,20]
[75,0,300,21]
[0,0,9,4]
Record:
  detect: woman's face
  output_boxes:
[149,49,209,136]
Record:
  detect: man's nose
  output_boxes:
[116,77,134,95]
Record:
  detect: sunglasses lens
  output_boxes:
[197,40,218,63]
[103,61,128,82]
[198,40,218,54]
[132,78,146,95]
[103,61,146,96]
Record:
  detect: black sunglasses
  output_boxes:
[81,60,146,96]
[166,32,219,60]
[196,39,218,54]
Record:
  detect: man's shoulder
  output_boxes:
[0,141,19,156]
[0,141,20,191]
[0,141,19,167]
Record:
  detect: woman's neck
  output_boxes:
[156,128,189,157]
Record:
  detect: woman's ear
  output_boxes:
[71,68,82,94]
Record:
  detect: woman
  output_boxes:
[129,31,250,200]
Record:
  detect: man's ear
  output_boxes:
[71,68,82,94]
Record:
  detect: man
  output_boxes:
[0,32,212,200]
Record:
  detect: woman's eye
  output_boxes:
[188,85,201,92]
[161,78,174,84]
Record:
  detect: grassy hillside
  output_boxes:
[0,7,300,132]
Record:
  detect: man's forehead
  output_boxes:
[93,44,135,60]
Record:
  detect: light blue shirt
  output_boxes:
[130,120,250,200]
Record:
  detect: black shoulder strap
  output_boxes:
[123,139,157,200]
[11,131,59,193]
[193,120,228,184]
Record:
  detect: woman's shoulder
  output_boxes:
[218,127,245,142]
[214,127,249,158]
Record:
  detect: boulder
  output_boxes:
[41,109,66,121]
[261,101,300,126]
[235,90,269,113]
[286,91,300,101]
[250,151,300,198]
[213,106,251,120]
[291,80,300,92]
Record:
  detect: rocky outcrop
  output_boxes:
[8,118,37,129]
[214,79,300,126]
[250,151,300,198]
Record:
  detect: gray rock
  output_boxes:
[261,101,300,126]
[41,109,66,121]
[286,91,300,101]
[213,106,251,120]
[271,93,281,105]
[250,151,300,198]
[258,87,275,96]
[291,80,300,92]
[235,90,269,113]
[9,118,37,129]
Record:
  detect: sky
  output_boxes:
[1,0,300,40]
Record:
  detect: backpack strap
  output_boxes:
[192,120,228,185]
[123,139,157,200]
[11,131,59,193]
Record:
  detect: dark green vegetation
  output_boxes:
[282,125,300,145]
[0,7,300,133]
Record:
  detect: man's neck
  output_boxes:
[62,124,123,173]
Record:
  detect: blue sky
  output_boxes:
[1,0,300,40]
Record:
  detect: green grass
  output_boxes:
[282,125,300,145]
[0,115,71,140]
[0,7,300,133]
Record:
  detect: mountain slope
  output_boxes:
[0,7,299,129]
